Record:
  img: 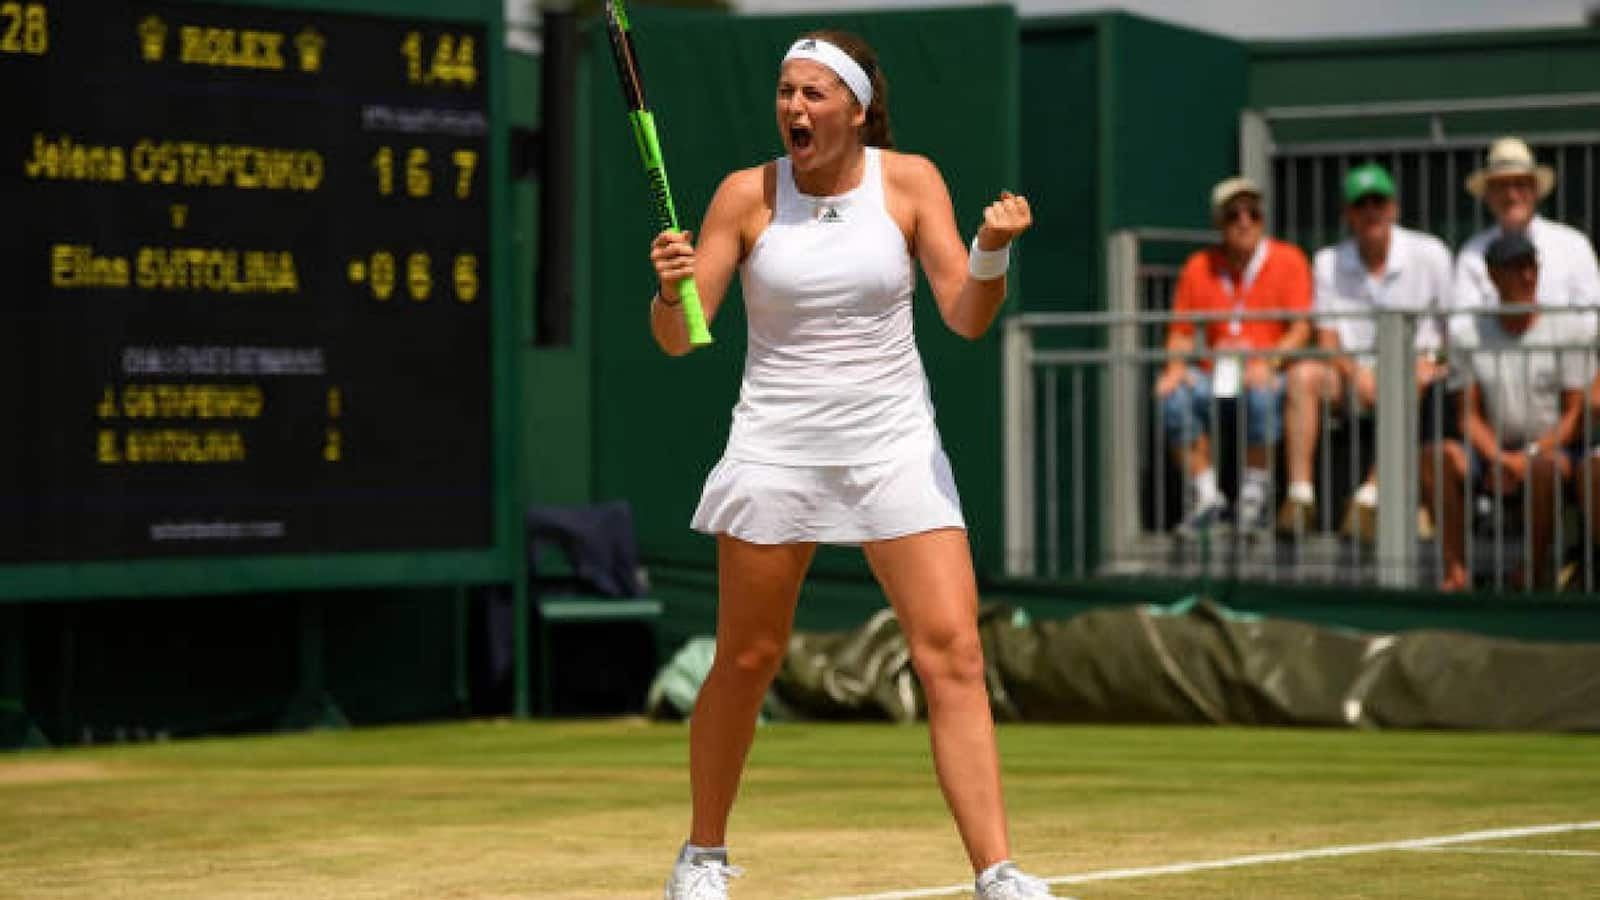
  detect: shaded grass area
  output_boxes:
[1,721,1597,898]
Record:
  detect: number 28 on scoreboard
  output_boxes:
[1,2,48,56]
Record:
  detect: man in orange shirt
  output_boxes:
[1156,176,1313,535]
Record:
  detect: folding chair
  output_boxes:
[525,501,664,715]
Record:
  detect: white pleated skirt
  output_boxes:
[691,445,966,546]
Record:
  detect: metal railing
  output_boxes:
[1003,304,1600,593]
[1240,93,1600,252]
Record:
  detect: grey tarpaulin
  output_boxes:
[648,598,1600,730]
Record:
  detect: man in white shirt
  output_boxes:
[1453,136,1600,317]
[1278,164,1453,539]
[1421,232,1597,591]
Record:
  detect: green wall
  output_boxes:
[1015,15,1245,572]
[515,50,585,509]
[1104,15,1246,231]
[1018,14,1245,310]
[1250,29,1600,151]
[1251,28,1600,108]
[1019,21,1100,309]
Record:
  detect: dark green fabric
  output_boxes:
[995,598,1600,729]
[761,598,1600,730]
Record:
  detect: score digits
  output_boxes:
[371,146,478,198]
[0,3,49,56]
[348,251,478,303]
[400,30,476,87]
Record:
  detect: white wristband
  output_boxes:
[969,236,1010,281]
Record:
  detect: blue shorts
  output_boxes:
[1161,367,1285,447]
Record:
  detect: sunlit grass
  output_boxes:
[1,721,1596,898]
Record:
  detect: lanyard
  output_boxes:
[1218,240,1269,336]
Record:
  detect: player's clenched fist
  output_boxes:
[976,191,1032,250]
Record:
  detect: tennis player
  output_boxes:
[647,30,1061,900]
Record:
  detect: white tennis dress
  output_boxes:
[691,147,965,545]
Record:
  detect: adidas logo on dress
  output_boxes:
[817,206,843,223]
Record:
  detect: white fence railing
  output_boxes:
[1003,303,1600,593]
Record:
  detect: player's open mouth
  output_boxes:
[789,126,813,149]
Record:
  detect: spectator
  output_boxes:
[1419,233,1597,591]
[1453,136,1600,317]
[1278,163,1452,539]
[1158,176,1312,535]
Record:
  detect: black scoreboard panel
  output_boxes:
[1,2,495,562]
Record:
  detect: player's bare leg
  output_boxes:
[864,527,1007,870]
[865,528,1065,898]
[688,536,815,847]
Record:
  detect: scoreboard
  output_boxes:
[1,0,511,589]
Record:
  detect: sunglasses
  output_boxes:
[1488,177,1538,193]
[1221,204,1262,225]
[1492,257,1538,274]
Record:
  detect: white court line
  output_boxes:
[816,821,1600,900]
[1409,847,1600,858]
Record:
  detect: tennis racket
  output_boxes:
[603,0,713,347]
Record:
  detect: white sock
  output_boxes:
[977,861,1013,887]
[679,843,728,865]
[1192,468,1220,503]
[1288,481,1315,504]
[1240,467,1271,502]
[1354,481,1379,507]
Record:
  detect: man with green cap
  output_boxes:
[1277,162,1453,539]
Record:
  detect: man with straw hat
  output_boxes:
[1453,136,1600,315]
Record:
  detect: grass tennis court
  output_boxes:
[2,720,1596,898]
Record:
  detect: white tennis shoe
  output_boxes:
[664,855,743,900]
[975,862,1071,900]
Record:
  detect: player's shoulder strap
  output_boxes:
[773,156,802,214]
[762,160,779,214]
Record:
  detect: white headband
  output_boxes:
[782,37,873,108]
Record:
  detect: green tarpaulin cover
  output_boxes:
[649,598,1600,731]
